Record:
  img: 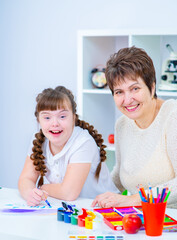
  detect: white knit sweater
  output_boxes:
[111,99,177,207]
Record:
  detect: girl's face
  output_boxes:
[38,104,75,155]
[113,76,155,124]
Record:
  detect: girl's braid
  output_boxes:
[30,129,47,188]
[57,86,107,179]
[75,115,107,179]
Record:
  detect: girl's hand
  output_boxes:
[26,188,48,206]
[91,192,141,208]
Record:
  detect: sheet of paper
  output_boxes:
[0,187,93,211]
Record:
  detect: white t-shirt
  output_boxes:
[28,126,119,198]
[112,99,177,207]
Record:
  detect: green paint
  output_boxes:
[122,190,128,195]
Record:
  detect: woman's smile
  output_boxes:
[124,104,140,112]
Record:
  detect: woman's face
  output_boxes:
[113,77,155,122]
[38,103,75,155]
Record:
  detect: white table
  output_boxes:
[0,188,177,240]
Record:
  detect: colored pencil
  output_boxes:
[148,184,155,203]
[45,199,51,207]
[140,185,147,199]
[132,207,143,214]
[137,185,171,204]
[161,192,167,203]
[164,189,171,202]
[156,193,161,203]
[157,187,159,197]
[113,208,124,217]
[160,188,166,203]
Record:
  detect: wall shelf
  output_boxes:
[157,90,177,98]
[83,89,112,94]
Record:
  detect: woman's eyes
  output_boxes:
[115,91,122,95]
[132,87,139,91]
[115,87,139,95]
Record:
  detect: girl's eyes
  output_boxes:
[43,115,66,120]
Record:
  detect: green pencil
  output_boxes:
[157,187,159,197]
[164,189,171,202]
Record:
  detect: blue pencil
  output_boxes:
[37,187,51,207]
[160,188,166,203]
[45,199,51,207]
[113,208,124,217]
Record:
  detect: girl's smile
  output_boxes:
[49,130,63,135]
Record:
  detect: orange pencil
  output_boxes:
[150,192,153,203]
[140,185,147,199]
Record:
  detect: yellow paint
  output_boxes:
[110,221,123,226]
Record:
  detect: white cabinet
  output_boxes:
[77,30,177,169]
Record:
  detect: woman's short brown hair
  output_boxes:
[105,46,157,98]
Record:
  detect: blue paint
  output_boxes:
[2,209,37,213]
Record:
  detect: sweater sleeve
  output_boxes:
[152,109,177,206]
[111,118,125,193]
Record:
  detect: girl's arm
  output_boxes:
[41,162,91,201]
[41,137,96,201]
[18,156,46,206]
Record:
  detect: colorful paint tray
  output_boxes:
[94,206,177,231]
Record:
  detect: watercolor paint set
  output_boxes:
[94,206,177,232]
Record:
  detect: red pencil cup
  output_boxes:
[141,200,167,236]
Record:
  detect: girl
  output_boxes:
[18,86,118,206]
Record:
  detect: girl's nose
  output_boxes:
[52,117,59,126]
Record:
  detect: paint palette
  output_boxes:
[94,206,143,230]
[68,235,124,240]
[94,206,177,231]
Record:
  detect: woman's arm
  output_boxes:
[18,156,46,206]
[111,118,125,192]
[41,162,91,201]
[154,110,177,205]
[92,192,141,208]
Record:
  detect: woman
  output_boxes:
[92,46,177,208]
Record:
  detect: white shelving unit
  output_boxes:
[77,29,177,169]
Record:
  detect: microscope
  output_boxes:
[158,44,177,91]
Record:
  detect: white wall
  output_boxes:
[0,0,177,188]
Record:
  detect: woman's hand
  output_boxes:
[26,188,48,206]
[91,192,141,208]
